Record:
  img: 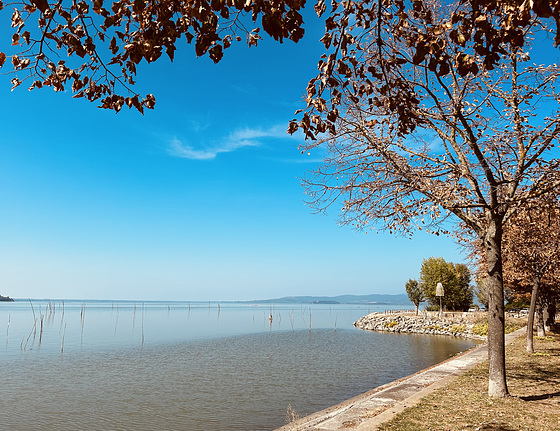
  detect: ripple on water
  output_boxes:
[1,328,476,430]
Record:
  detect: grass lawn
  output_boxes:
[377,326,560,431]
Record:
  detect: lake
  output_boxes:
[1,299,477,430]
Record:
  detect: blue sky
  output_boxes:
[1,10,475,301]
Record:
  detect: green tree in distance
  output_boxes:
[405,278,424,315]
[419,257,473,312]
[474,278,489,310]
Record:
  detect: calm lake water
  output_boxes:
[1,300,477,430]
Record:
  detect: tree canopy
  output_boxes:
[419,257,473,311]
[0,0,309,112]
[502,195,560,298]
[2,0,560,114]
[504,196,560,351]
[298,1,560,397]
[405,278,424,314]
[469,193,560,352]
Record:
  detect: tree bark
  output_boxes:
[526,277,539,354]
[536,298,546,337]
[547,300,557,326]
[484,217,509,397]
[543,296,550,332]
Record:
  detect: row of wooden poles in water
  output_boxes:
[9,300,422,354]
[12,301,327,353]
[16,299,86,353]
[11,300,147,353]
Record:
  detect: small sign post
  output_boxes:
[436,282,444,317]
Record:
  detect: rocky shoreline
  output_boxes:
[354,312,487,340]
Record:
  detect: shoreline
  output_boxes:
[353,311,488,340]
[275,327,526,431]
[275,309,527,431]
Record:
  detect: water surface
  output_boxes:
[1,300,477,430]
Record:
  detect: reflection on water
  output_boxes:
[1,300,477,430]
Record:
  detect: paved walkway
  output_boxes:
[275,328,525,431]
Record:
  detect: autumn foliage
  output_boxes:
[2,0,560,117]
[297,1,560,398]
[467,194,560,352]
[502,198,560,294]
[0,0,308,112]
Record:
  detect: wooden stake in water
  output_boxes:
[290,309,294,331]
[39,313,44,345]
[23,318,37,351]
[80,304,86,345]
[29,298,36,321]
[6,314,10,346]
[141,303,145,346]
[61,323,67,354]
[114,304,119,336]
[59,301,65,335]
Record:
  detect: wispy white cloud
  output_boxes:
[168,139,220,160]
[168,125,298,160]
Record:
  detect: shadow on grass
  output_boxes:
[476,424,517,430]
[520,391,560,401]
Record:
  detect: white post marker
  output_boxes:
[436,282,444,317]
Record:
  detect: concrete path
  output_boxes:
[275,328,525,431]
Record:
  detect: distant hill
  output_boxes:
[247,293,409,305]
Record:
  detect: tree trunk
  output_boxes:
[547,300,557,326]
[484,217,509,398]
[526,277,539,354]
[543,297,550,332]
[536,298,546,337]
[415,304,419,316]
